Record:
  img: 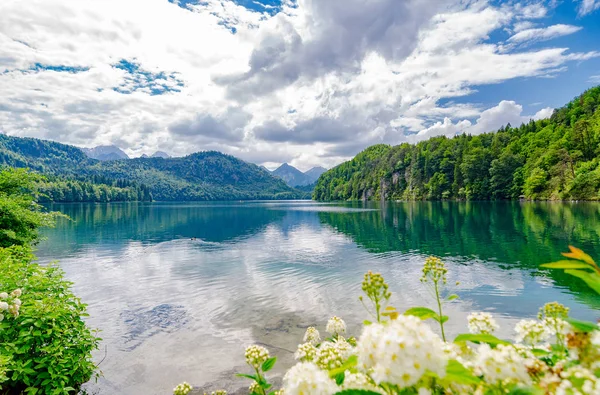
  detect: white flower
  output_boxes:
[356,315,448,388]
[0,314,4,322]
[515,320,551,346]
[326,316,346,336]
[303,327,321,345]
[0,292,8,299]
[245,345,270,369]
[0,302,8,311]
[591,331,600,347]
[315,342,344,370]
[467,312,499,335]
[10,289,21,298]
[249,381,261,394]
[473,344,530,385]
[173,382,192,395]
[283,362,338,395]
[558,366,600,395]
[343,372,382,393]
[417,388,432,395]
[294,343,317,362]
[543,317,570,337]
[12,299,21,307]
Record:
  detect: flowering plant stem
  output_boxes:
[434,280,446,342]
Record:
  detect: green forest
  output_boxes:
[314,86,600,201]
[36,175,152,203]
[0,135,308,201]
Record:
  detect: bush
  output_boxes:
[0,246,100,395]
[0,168,62,248]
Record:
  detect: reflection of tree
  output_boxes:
[39,203,286,256]
[318,201,600,301]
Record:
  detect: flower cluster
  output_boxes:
[244,345,269,369]
[303,327,320,345]
[173,382,192,395]
[473,344,531,385]
[294,343,317,362]
[357,315,448,387]
[420,256,447,284]
[467,312,499,335]
[515,319,551,346]
[361,271,391,304]
[0,289,22,321]
[282,362,338,395]
[325,316,346,336]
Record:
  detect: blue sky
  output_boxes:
[0,0,599,170]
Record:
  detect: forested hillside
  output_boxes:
[314,86,600,201]
[36,176,152,203]
[0,135,307,201]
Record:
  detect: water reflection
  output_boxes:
[35,201,600,395]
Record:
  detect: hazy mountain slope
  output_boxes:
[83,145,129,161]
[272,163,312,186]
[304,166,327,183]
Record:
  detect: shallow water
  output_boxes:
[36,200,600,394]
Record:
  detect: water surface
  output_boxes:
[36,201,600,395]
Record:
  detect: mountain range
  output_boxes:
[83,145,172,161]
[0,135,308,201]
[271,163,326,187]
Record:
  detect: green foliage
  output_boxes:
[0,135,307,201]
[36,175,152,203]
[314,86,600,201]
[0,168,62,247]
[0,246,100,394]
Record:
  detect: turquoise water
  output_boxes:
[36,201,600,395]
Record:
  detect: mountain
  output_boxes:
[151,151,170,158]
[140,154,149,158]
[271,163,312,187]
[83,145,129,161]
[304,166,327,183]
[0,134,308,201]
[314,86,600,201]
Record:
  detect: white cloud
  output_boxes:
[0,0,597,170]
[407,101,554,141]
[590,75,600,84]
[577,0,600,16]
[508,24,582,45]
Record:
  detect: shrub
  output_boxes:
[0,168,62,248]
[0,246,100,395]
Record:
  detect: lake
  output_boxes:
[35,201,600,395]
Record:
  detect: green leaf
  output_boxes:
[404,307,439,321]
[440,315,449,324]
[334,391,384,395]
[329,355,358,378]
[540,260,593,270]
[363,320,372,326]
[454,333,510,346]
[564,270,600,294]
[507,386,544,395]
[444,359,481,385]
[565,317,600,333]
[236,373,258,381]
[334,371,345,385]
[447,294,459,301]
[261,357,277,372]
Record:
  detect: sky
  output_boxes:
[0,0,599,171]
